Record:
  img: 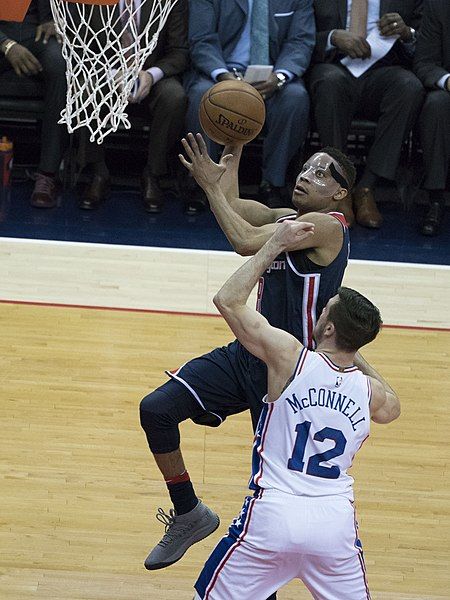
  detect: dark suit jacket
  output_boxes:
[413,0,450,88]
[142,0,189,76]
[185,0,315,87]
[0,0,52,45]
[312,0,423,64]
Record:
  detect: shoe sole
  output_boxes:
[144,514,220,571]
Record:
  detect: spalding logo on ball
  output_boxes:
[199,80,266,145]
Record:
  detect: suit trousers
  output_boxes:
[418,90,450,191]
[185,75,310,187]
[84,76,187,177]
[0,26,67,174]
[307,63,424,181]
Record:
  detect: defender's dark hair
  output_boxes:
[321,146,356,191]
[328,287,382,352]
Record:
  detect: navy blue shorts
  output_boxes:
[167,339,267,430]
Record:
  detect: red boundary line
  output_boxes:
[0,298,449,332]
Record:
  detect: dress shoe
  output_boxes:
[259,180,288,209]
[353,186,383,228]
[79,174,110,210]
[30,173,58,208]
[141,173,164,213]
[183,174,208,215]
[338,192,355,228]
[421,201,444,236]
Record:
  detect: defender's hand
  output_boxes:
[179,133,233,190]
[270,220,315,253]
[5,43,43,76]
[331,30,371,59]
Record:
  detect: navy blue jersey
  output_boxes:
[256,212,350,348]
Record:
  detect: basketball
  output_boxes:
[199,80,266,145]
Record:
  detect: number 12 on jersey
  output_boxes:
[287,421,347,479]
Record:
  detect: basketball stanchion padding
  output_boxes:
[199,80,266,145]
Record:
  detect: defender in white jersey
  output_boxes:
[194,221,400,600]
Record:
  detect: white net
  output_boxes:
[50,0,178,144]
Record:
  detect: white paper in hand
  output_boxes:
[244,65,274,83]
[341,29,399,78]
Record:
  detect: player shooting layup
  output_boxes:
[193,221,400,599]
[140,134,357,574]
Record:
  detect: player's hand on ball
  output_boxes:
[271,220,315,252]
[179,133,233,190]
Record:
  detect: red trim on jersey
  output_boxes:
[328,211,348,228]
[205,490,264,598]
[352,504,372,599]
[254,403,275,486]
[317,352,359,372]
[306,278,316,348]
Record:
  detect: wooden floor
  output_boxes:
[1,302,449,600]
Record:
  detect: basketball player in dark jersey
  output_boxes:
[140,133,356,586]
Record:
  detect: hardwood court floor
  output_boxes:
[1,303,449,600]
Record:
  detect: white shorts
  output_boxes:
[194,488,370,600]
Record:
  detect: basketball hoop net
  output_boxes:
[50,0,178,143]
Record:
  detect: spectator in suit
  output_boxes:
[413,0,449,236]
[184,0,315,212]
[80,0,189,213]
[308,0,424,228]
[0,0,67,208]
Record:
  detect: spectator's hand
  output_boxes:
[378,13,412,42]
[179,132,233,191]
[253,73,279,100]
[35,21,62,44]
[331,30,371,59]
[5,43,43,76]
[129,70,153,103]
[446,77,450,93]
[270,220,315,253]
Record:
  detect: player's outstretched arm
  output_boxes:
[213,221,314,398]
[180,134,322,255]
[354,353,401,424]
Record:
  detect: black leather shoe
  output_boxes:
[259,181,287,209]
[141,173,163,213]
[183,175,208,215]
[421,201,444,236]
[79,174,110,210]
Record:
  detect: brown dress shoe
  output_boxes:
[338,192,355,228]
[141,173,163,213]
[79,174,110,210]
[30,173,58,208]
[353,187,383,228]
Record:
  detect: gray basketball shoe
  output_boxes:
[144,500,220,570]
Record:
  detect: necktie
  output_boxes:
[250,0,270,65]
[349,0,368,37]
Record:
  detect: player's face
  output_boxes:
[292,153,347,213]
[313,295,339,345]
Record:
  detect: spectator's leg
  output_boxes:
[307,63,358,150]
[418,90,450,236]
[30,37,68,175]
[261,79,309,200]
[141,76,187,212]
[146,76,188,177]
[361,66,424,182]
[183,76,220,213]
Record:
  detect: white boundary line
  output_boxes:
[1,237,449,270]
